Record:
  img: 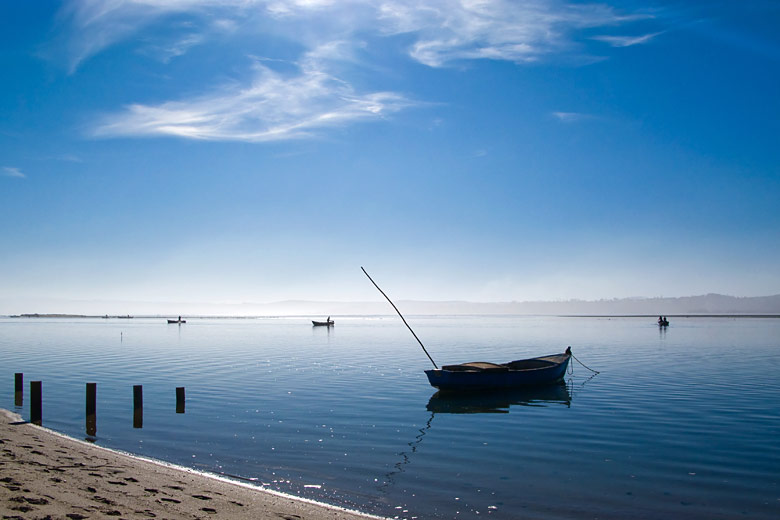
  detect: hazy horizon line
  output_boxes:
[5,291,780,308]
[4,293,780,318]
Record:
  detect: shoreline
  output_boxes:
[0,408,387,519]
[6,313,780,319]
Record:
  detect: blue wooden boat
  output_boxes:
[425,347,571,391]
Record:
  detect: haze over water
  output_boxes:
[2,315,778,519]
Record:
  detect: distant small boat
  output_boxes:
[312,320,334,326]
[168,318,186,324]
[658,318,669,327]
[425,348,572,391]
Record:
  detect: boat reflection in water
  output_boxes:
[426,381,572,414]
[379,382,572,494]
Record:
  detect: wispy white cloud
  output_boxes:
[591,32,662,47]
[147,33,206,63]
[61,0,654,142]
[552,111,589,122]
[93,50,415,142]
[2,167,26,178]
[60,0,654,69]
[377,0,651,67]
[58,0,258,71]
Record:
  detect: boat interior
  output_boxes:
[441,356,564,372]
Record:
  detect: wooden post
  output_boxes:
[86,383,97,436]
[30,381,42,425]
[133,385,143,429]
[176,387,185,414]
[14,373,23,406]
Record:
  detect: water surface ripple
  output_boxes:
[1,316,778,519]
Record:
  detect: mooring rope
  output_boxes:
[571,351,600,374]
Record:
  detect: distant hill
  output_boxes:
[251,293,780,316]
[4,294,779,317]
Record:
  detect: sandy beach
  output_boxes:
[0,409,385,520]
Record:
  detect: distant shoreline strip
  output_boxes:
[6,314,780,319]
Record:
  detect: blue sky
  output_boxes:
[1,0,779,312]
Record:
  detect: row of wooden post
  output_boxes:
[14,373,185,434]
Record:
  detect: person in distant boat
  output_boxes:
[327,316,332,323]
[178,316,182,322]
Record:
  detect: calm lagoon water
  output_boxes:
[1,315,779,519]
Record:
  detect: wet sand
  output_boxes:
[0,409,385,519]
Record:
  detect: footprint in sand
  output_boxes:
[201,507,218,514]
[144,488,159,494]
[192,494,212,500]
[11,496,50,505]
[160,497,182,503]
[107,480,128,486]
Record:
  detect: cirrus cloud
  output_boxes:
[59,0,658,142]
[2,167,26,178]
[378,0,651,67]
[552,111,590,123]
[591,32,662,48]
[60,0,656,69]
[93,51,416,142]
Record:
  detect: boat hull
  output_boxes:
[312,321,334,326]
[425,352,570,391]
